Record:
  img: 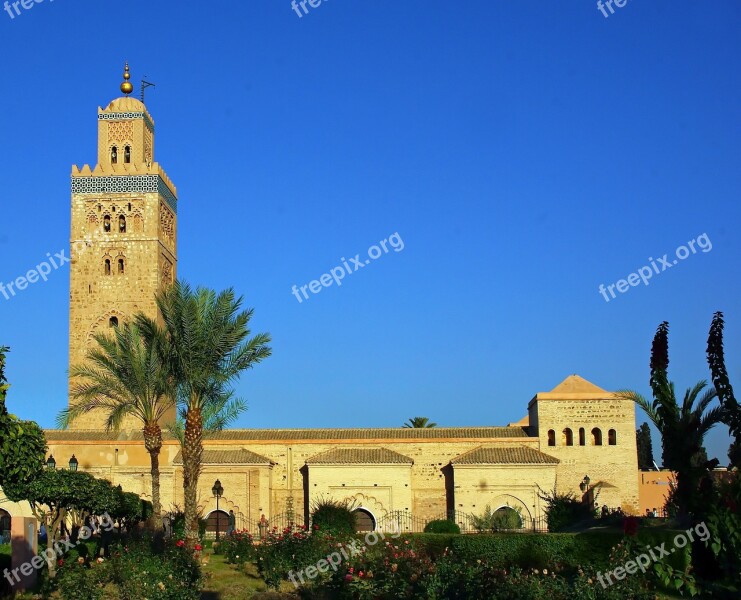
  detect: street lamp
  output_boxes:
[212,479,224,542]
[68,455,78,471]
[579,475,590,492]
[46,455,56,469]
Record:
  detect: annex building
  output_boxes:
[41,66,640,533]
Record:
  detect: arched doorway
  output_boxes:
[493,506,523,530]
[353,508,376,532]
[0,508,10,543]
[205,510,230,536]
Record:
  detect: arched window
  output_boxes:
[579,427,586,446]
[117,258,125,274]
[547,429,556,446]
[591,428,603,446]
[124,145,131,164]
[562,428,574,446]
[109,316,119,328]
[104,259,111,276]
[103,215,111,232]
[608,429,617,446]
[110,146,118,164]
[119,215,126,233]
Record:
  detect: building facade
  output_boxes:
[46,67,641,532]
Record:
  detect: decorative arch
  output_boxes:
[488,493,532,522]
[86,310,129,345]
[353,508,376,532]
[342,492,389,523]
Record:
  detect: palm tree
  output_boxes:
[402,417,437,428]
[58,324,174,522]
[618,321,724,522]
[136,281,271,548]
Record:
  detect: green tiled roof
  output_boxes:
[451,446,559,465]
[306,448,414,465]
[172,449,272,465]
[45,426,530,442]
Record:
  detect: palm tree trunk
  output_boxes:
[143,422,163,523]
[182,405,203,549]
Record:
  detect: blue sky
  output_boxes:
[0,1,739,462]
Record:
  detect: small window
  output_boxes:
[128,203,132,212]
[563,428,573,446]
[119,215,126,233]
[104,259,111,276]
[579,427,586,446]
[124,146,131,164]
[591,428,603,446]
[103,215,111,233]
[547,429,556,447]
[117,258,125,274]
[111,146,118,164]
[109,317,119,328]
[608,429,617,446]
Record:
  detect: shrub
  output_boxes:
[255,524,320,590]
[472,505,524,532]
[57,554,110,600]
[311,498,357,535]
[424,519,461,534]
[111,539,202,600]
[539,488,595,532]
[0,544,11,596]
[221,530,255,566]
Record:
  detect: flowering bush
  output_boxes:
[111,539,202,600]
[255,524,325,589]
[299,536,658,599]
[56,554,110,600]
[221,529,256,566]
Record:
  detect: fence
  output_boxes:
[377,510,549,534]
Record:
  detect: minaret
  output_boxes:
[68,64,178,430]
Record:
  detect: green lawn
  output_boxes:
[200,554,298,599]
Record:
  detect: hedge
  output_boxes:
[403,528,689,571]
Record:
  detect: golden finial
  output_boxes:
[120,62,134,96]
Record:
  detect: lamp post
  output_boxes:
[212,479,224,542]
[46,455,56,469]
[579,475,590,492]
[68,455,78,471]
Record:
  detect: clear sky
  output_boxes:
[0,1,739,463]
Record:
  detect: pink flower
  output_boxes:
[195,544,202,551]
[176,540,185,547]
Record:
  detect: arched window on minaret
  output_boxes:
[104,259,111,276]
[103,215,111,232]
[608,429,617,446]
[124,145,131,164]
[591,428,603,446]
[111,146,118,164]
[109,316,119,328]
[117,258,125,275]
[579,427,586,446]
[119,215,126,233]
[562,428,574,446]
[547,429,556,446]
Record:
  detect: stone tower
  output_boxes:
[68,64,178,430]
[527,375,640,513]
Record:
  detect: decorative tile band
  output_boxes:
[99,112,155,132]
[71,175,177,213]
